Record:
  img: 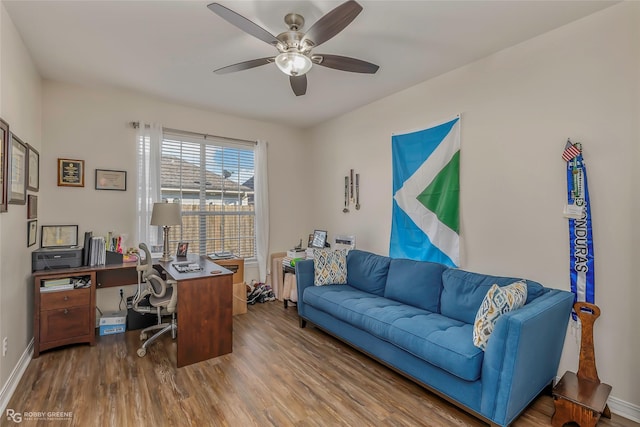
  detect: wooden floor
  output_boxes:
[4,302,638,427]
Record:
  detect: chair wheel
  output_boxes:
[137,348,146,357]
[139,333,147,340]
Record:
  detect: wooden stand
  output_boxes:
[552,302,612,427]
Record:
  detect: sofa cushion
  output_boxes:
[302,284,484,381]
[346,250,391,296]
[302,284,416,336]
[314,249,348,286]
[473,282,527,350]
[384,258,447,312]
[441,269,546,324]
[389,316,484,381]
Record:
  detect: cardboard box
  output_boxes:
[233,282,247,315]
[214,258,247,315]
[99,311,126,335]
[99,324,126,336]
[99,311,127,326]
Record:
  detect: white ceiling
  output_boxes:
[4,0,616,129]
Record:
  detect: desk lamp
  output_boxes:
[150,202,181,262]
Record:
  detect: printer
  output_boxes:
[32,247,83,271]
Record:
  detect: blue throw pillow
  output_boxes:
[440,268,546,324]
[346,250,391,296]
[384,258,447,312]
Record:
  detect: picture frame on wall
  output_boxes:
[28,220,37,247]
[95,169,126,191]
[27,144,39,191]
[27,194,37,219]
[57,158,84,187]
[0,118,8,213]
[8,133,27,205]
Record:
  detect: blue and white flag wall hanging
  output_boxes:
[562,139,595,323]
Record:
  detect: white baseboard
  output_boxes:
[0,339,34,414]
[608,395,640,423]
[555,375,640,423]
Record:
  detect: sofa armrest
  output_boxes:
[295,259,315,315]
[480,289,574,426]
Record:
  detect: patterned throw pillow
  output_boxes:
[473,281,528,350]
[314,249,348,286]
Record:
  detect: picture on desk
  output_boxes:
[176,241,188,258]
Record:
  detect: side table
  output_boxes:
[552,302,611,427]
[552,371,611,427]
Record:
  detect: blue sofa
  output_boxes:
[295,250,574,427]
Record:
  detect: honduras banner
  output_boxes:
[563,140,595,316]
[390,116,460,267]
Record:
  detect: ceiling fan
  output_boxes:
[207,1,379,96]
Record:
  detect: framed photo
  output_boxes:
[0,118,8,213]
[95,169,126,191]
[8,133,27,205]
[311,230,328,248]
[176,242,189,258]
[27,144,39,191]
[27,220,37,247]
[27,194,37,219]
[57,158,84,187]
[41,224,79,248]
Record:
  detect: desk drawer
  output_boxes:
[40,306,91,343]
[41,288,90,310]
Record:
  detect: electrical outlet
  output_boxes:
[119,288,124,299]
[2,337,7,357]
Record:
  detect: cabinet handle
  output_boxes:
[63,309,69,315]
[63,296,69,301]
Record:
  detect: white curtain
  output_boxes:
[254,140,270,282]
[135,122,163,247]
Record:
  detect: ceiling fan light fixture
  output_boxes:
[275,52,312,76]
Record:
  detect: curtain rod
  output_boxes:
[130,121,257,145]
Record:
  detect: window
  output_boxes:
[161,132,255,259]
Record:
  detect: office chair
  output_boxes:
[133,243,178,357]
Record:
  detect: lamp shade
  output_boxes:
[150,202,181,226]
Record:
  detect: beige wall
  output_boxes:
[308,2,639,411]
[41,81,311,310]
[0,1,42,395]
[1,0,638,419]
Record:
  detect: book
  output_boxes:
[43,278,72,287]
[41,283,74,292]
[208,251,234,260]
[83,231,93,266]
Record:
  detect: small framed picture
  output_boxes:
[27,194,37,219]
[8,133,27,205]
[41,224,79,248]
[57,158,84,187]
[0,118,9,213]
[27,220,37,247]
[176,242,189,258]
[95,169,126,191]
[27,144,39,191]
[311,230,328,248]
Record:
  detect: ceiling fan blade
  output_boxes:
[301,0,362,48]
[214,57,275,74]
[290,75,307,96]
[207,3,280,47]
[312,54,379,74]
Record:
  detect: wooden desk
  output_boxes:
[32,256,233,368]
